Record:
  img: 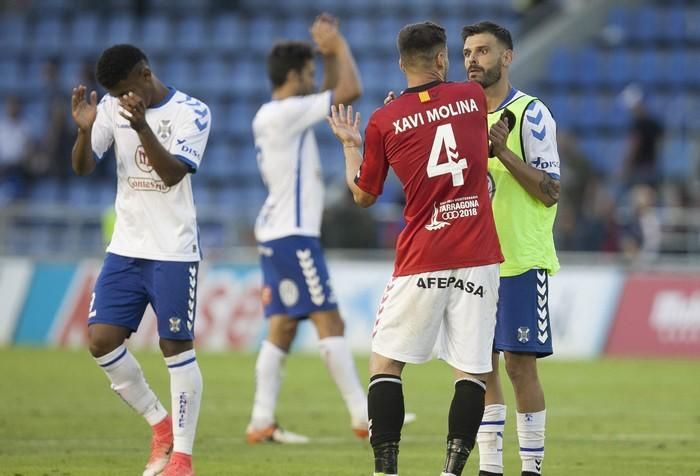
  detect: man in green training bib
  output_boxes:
[462,21,560,476]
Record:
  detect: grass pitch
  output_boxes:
[1,348,698,475]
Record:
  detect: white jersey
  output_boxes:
[513,90,560,178]
[253,90,332,243]
[92,88,211,261]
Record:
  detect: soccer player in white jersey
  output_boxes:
[245,15,369,444]
[71,44,210,476]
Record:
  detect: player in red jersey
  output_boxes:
[327,21,503,476]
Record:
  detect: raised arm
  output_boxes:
[311,15,363,106]
[70,85,98,176]
[326,104,377,208]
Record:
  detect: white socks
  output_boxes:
[517,410,546,474]
[165,349,203,455]
[476,404,506,474]
[94,344,168,426]
[249,340,286,430]
[318,336,367,426]
[95,345,202,455]
[476,406,546,474]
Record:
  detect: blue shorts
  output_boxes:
[89,253,199,341]
[258,236,338,319]
[494,269,553,357]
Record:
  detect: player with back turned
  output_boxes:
[71,44,210,476]
[327,21,503,476]
[244,14,373,444]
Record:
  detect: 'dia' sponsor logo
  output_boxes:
[180,143,200,159]
[416,276,485,297]
[649,290,700,343]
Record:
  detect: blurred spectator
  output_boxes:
[554,131,598,251]
[322,186,378,249]
[619,184,661,263]
[0,96,31,203]
[575,178,621,252]
[33,57,74,179]
[619,84,664,190]
[557,130,593,218]
[78,58,101,97]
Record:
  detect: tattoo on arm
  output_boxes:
[539,172,560,202]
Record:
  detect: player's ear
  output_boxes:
[398,57,405,73]
[502,48,513,68]
[141,64,153,82]
[286,68,299,86]
[436,49,447,69]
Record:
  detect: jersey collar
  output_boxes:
[149,86,176,109]
[402,80,444,94]
[494,85,518,111]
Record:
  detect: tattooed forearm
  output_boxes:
[539,172,560,204]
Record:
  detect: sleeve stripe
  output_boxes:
[175,155,198,173]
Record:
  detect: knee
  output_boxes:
[314,311,345,338]
[369,354,404,377]
[322,316,345,337]
[267,319,298,351]
[503,354,536,384]
[159,338,193,357]
[88,333,120,358]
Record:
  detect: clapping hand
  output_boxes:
[311,13,341,55]
[71,85,97,131]
[327,104,362,148]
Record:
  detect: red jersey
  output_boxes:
[356,80,503,276]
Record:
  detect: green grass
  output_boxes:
[1,348,699,475]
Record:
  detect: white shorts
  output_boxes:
[371,263,499,374]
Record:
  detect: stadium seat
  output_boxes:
[0,15,29,51]
[163,58,194,92]
[209,15,245,53]
[660,138,691,178]
[174,17,209,53]
[106,15,136,45]
[0,60,21,93]
[279,16,310,41]
[546,47,575,88]
[28,179,63,203]
[573,47,603,89]
[635,50,662,89]
[248,18,279,54]
[601,48,635,88]
[666,6,686,45]
[23,99,49,137]
[139,16,173,54]
[67,14,101,55]
[198,55,230,96]
[32,17,65,55]
[685,7,700,44]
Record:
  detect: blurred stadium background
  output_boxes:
[0,0,699,474]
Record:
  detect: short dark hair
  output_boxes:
[397,21,447,67]
[96,44,148,89]
[461,21,513,50]
[267,41,314,88]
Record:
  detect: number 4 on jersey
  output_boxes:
[426,123,468,186]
